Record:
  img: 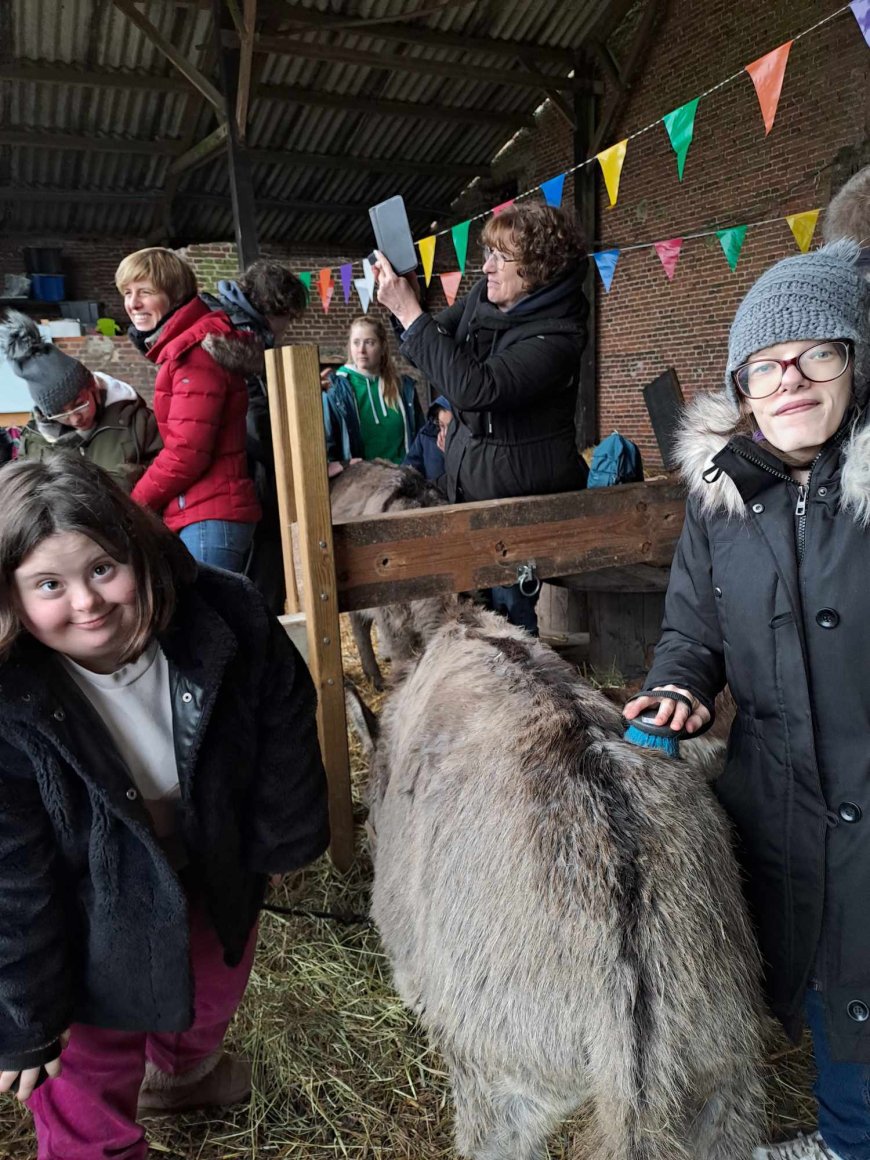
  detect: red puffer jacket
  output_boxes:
[131,298,261,531]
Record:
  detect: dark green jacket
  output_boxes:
[19,372,161,493]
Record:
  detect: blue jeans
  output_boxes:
[806,987,870,1159]
[178,520,255,573]
[484,584,540,636]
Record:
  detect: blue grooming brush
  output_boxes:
[622,690,699,759]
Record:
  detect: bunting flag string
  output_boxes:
[439,271,463,306]
[284,5,858,289]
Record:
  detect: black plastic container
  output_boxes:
[23,247,64,274]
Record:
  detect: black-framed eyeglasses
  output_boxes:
[732,340,852,399]
[482,246,519,271]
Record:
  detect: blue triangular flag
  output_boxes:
[539,174,566,207]
[592,249,620,293]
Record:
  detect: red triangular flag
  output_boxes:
[492,199,515,215]
[745,41,793,135]
[654,238,683,281]
[439,271,462,307]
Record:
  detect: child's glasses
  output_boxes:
[45,400,91,423]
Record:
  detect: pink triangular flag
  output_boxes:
[745,41,793,135]
[654,238,683,281]
[492,199,515,215]
[322,285,334,314]
[439,271,462,307]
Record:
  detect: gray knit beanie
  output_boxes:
[725,239,870,408]
[0,308,92,417]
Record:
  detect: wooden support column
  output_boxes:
[264,348,299,614]
[275,345,354,872]
[573,53,600,452]
[212,0,259,268]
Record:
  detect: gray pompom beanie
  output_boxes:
[725,239,870,407]
[0,308,92,417]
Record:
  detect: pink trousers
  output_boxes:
[28,904,257,1160]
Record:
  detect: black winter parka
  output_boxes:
[0,566,329,1073]
[400,268,589,503]
[646,388,870,1062]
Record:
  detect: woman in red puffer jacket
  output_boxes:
[115,247,261,572]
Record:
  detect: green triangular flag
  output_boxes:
[716,226,748,271]
[297,271,312,301]
[663,97,700,181]
[451,220,470,275]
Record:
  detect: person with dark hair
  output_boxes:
[624,241,870,1160]
[0,308,161,492]
[403,395,452,482]
[115,247,261,573]
[0,455,328,1159]
[375,199,589,634]
[201,260,309,613]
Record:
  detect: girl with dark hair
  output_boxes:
[0,456,328,1160]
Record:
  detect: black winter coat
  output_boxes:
[400,268,589,502]
[0,566,328,1072]
[645,388,870,1062]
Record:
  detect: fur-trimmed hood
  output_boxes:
[201,329,266,378]
[676,387,870,526]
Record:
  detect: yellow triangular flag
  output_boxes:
[418,235,436,286]
[786,209,820,253]
[596,139,628,207]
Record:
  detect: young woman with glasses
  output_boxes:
[625,241,870,1160]
[373,201,589,636]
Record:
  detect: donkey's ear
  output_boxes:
[344,677,379,759]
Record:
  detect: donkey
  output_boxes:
[367,604,765,1160]
[330,459,454,688]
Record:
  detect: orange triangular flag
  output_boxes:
[439,271,462,307]
[745,41,792,135]
[596,140,628,207]
[318,268,333,312]
[786,209,820,253]
[418,236,436,287]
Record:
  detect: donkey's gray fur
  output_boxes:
[368,605,765,1160]
[330,459,455,689]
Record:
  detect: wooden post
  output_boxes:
[264,348,299,613]
[276,345,354,872]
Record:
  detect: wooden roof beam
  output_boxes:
[235,0,257,143]
[110,0,225,112]
[253,3,577,66]
[249,35,601,92]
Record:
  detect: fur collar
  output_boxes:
[676,388,870,526]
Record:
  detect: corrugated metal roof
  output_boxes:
[1,0,619,245]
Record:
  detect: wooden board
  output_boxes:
[275,345,354,872]
[332,479,685,611]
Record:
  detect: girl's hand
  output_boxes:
[373,252,424,329]
[0,1055,62,1101]
[623,684,711,735]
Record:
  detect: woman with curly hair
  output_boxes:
[375,200,589,633]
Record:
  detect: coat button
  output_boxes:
[53,708,65,721]
[818,487,828,496]
[126,788,138,801]
[181,692,193,703]
[838,802,863,823]
[21,693,31,702]
[848,1000,870,1022]
[714,586,722,598]
[751,503,764,514]
[816,608,840,629]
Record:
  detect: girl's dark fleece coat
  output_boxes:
[0,566,329,1073]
